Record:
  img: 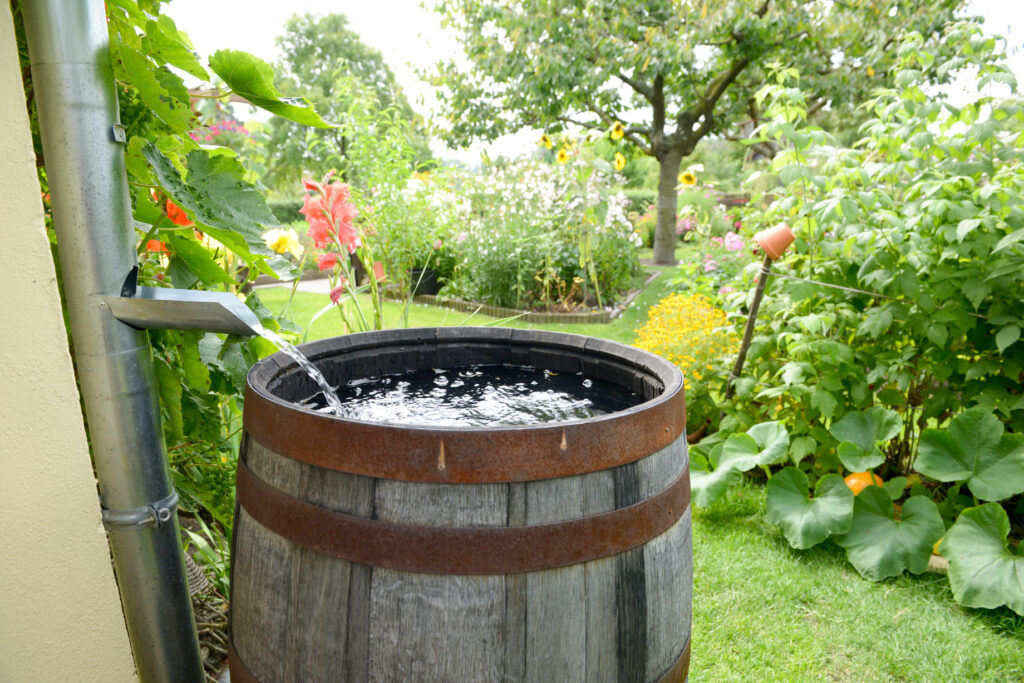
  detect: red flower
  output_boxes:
[300,180,360,253]
[317,253,340,271]
[329,278,349,305]
[146,240,168,253]
[165,199,194,227]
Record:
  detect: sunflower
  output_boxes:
[556,146,570,164]
[613,153,627,172]
[539,133,553,150]
[610,121,625,140]
[678,171,697,186]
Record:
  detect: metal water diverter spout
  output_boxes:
[21,1,262,680]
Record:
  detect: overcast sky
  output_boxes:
[167,0,1023,162]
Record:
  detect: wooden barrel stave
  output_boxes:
[233,434,690,682]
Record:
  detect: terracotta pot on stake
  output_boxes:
[723,224,795,400]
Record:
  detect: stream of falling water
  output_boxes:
[254,326,344,414]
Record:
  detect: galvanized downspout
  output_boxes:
[20,1,204,680]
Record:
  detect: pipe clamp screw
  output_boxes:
[102,490,179,530]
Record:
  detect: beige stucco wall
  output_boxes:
[0,5,136,681]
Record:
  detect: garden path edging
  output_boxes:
[412,270,660,324]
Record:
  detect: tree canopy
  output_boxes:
[266,13,431,192]
[433,0,964,263]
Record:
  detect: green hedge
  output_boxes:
[267,199,304,224]
[623,189,657,214]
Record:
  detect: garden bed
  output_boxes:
[412,269,660,324]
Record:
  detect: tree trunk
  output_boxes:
[652,148,684,265]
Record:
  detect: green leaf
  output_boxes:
[810,389,838,418]
[926,323,948,346]
[882,477,908,500]
[996,325,1020,353]
[153,355,183,443]
[830,407,902,452]
[144,16,209,80]
[766,468,854,549]
[942,504,1024,615]
[962,280,991,310]
[915,408,1024,501]
[835,488,944,580]
[994,227,1024,253]
[836,441,885,472]
[719,421,790,470]
[830,407,901,471]
[142,144,276,260]
[789,436,817,465]
[857,307,892,338]
[209,50,335,128]
[956,218,981,242]
[690,446,742,508]
[164,233,236,286]
[116,44,194,130]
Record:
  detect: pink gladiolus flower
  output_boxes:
[329,284,346,305]
[725,232,744,252]
[317,253,340,271]
[300,179,360,252]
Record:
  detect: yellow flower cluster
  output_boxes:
[633,293,737,391]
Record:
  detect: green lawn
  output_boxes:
[255,260,1024,682]
[255,264,679,346]
[692,482,1023,682]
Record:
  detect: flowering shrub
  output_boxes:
[447,157,642,309]
[634,293,738,432]
[677,185,734,239]
[670,229,754,305]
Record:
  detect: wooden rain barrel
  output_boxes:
[229,327,692,682]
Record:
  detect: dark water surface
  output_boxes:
[302,365,642,426]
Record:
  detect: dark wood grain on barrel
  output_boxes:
[526,474,587,683]
[582,469,618,680]
[368,478,507,681]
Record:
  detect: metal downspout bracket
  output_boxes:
[21,1,205,680]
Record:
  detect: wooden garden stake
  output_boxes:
[724,224,795,400]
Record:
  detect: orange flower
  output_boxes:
[146,240,169,253]
[165,199,194,227]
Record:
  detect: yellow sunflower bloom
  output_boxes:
[613,153,627,172]
[610,121,625,141]
[678,171,697,186]
[557,147,570,164]
[539,133,553,150]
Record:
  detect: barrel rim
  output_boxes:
[244,327,685,483]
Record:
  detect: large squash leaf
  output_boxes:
[830,407,902,472]
[718,421,790,471]
[690,445,742,508]
[941,504,1024,616]
[835,487,944,580]
[915,408,1024,502]
[210,50,335,129]
[766,468,854,549]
